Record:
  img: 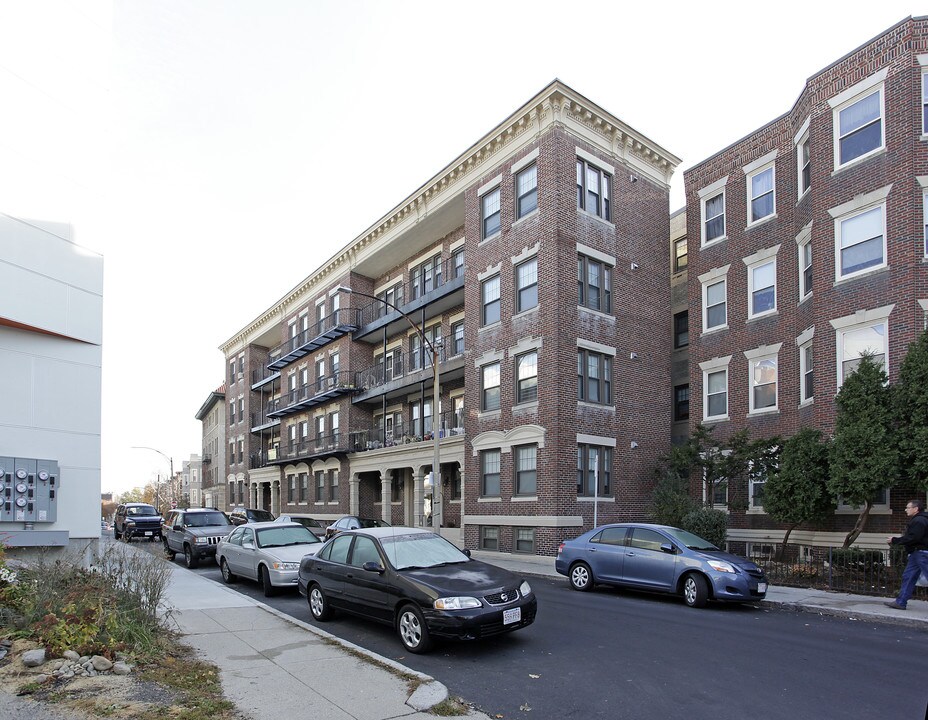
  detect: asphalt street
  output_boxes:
[163,544,926,720]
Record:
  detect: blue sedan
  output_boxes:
[555,523,767,607]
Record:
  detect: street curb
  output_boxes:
[759,600,928,629]
[184,574,450,711]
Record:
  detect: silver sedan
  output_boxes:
[216,521,323,596]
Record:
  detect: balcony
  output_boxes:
[201,452,212,464]
[249,447,279,470]
[268,308,360,371]
[348,411,465,452]
[251,365,280,390]
[251,410,281,433]
[354,255,465,342]
[271,432,350,464]
[352,346,466,405]
[268,371,358,419]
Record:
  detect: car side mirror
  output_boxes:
[660,543,676,554]
[173,524,183,531]
[362,561,384,574]
[462,549,471,558]
[243,540,255,549]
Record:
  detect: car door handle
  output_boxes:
[588,548,597,552]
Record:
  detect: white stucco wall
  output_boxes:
[0,214,103,546]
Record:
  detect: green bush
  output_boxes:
[829,547,886,571]
[681,507,727,548]
[649,471,698,527]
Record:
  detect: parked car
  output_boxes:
[162,508,236,568]
[229,507,275,525]
[275,514,327,540]
[217,521,323,596]
[298,527,537,653]
[324,515,390,540]
[555,523,768,608]
[113,503,163,542]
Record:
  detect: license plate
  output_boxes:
[143,531,152,536]
[503,607,521,625]
[757,582,767,593]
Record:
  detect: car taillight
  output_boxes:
[557,542,565,555]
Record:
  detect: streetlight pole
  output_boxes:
[335,285,443,530]
[132,446,174,515]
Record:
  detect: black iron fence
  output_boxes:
[747,544,928,598]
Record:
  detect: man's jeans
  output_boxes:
[895,549,928,607]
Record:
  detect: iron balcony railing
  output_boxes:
[251,410,281,431]
[277,431,349,462]
[348,411,465,452]
[354,344,461,392]
[268,371,358,418]
[357,254,464,327]
[268,308,360,371]
[251,365,280,389]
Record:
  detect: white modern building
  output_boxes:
[0,213,103,553]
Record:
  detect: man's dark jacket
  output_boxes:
[891,511,928,552]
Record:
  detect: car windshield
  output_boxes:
[248,510,275,522]
[664,527,718,551]
[358,518,389,529]
[127,505,158,517]
[380,533,469,570]
[185,512,230,527]
[256,525,320,548]
[292,517,323,529]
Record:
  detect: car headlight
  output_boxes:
[272,561,300,571]
[125,520,135,526]
[520,580,533,597]
[194,536,210,544]
[434,596,482,610]
[707,560,736,574]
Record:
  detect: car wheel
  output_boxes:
[397,604,432,654]
[220,559,236,584]
[183,545,199,569]
[260,565,278,597]
[308,584,333,621]
[569,562,594,592]
[683,573,709,608]
[163,540,175,560]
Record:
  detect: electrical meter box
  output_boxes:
[0,457,60,523]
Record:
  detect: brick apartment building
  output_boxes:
[217,80,680,555]
[683,16,928,554]
[195,384,226,509]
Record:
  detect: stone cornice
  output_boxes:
[220,80,680,353]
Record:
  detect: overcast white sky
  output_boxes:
[0,1,921,496]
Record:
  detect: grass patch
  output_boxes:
[429,696,471,716]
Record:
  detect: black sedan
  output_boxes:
[298,527,537,653]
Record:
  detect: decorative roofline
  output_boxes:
[221,80,680,353]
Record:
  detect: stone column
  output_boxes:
[349,473,361,516]
[414,467,427,528]
[380,468,392,524]
[271,479,280,516]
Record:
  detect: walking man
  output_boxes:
[885,499,928,610]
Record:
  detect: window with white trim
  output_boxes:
[748,463,768,511]
[515,257,538,312]
[516,351,538,404]
[481,274,501,325]
[704,368,728,420]
[515,528,535,554]
[699,355,731,422]
[480,525,499,550]
[516,164,538,219]
[703,191,725,244]
[838,487,889,512]
[836,204,886,279]
[673,237,688,272]
[748,258,777,318]
[798,133,811,197]
[923,190,928,257]
[800,340,814,404]
[481,362,501,411]
[834,86,884,168]
[837,321,887,386]
[703,278,727,331]
[745,345,780,414]
[799,236,812,299]
[923,70,928,135]
[482,187,501,239]
[748,165,775,223]
[576,158,611,220]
